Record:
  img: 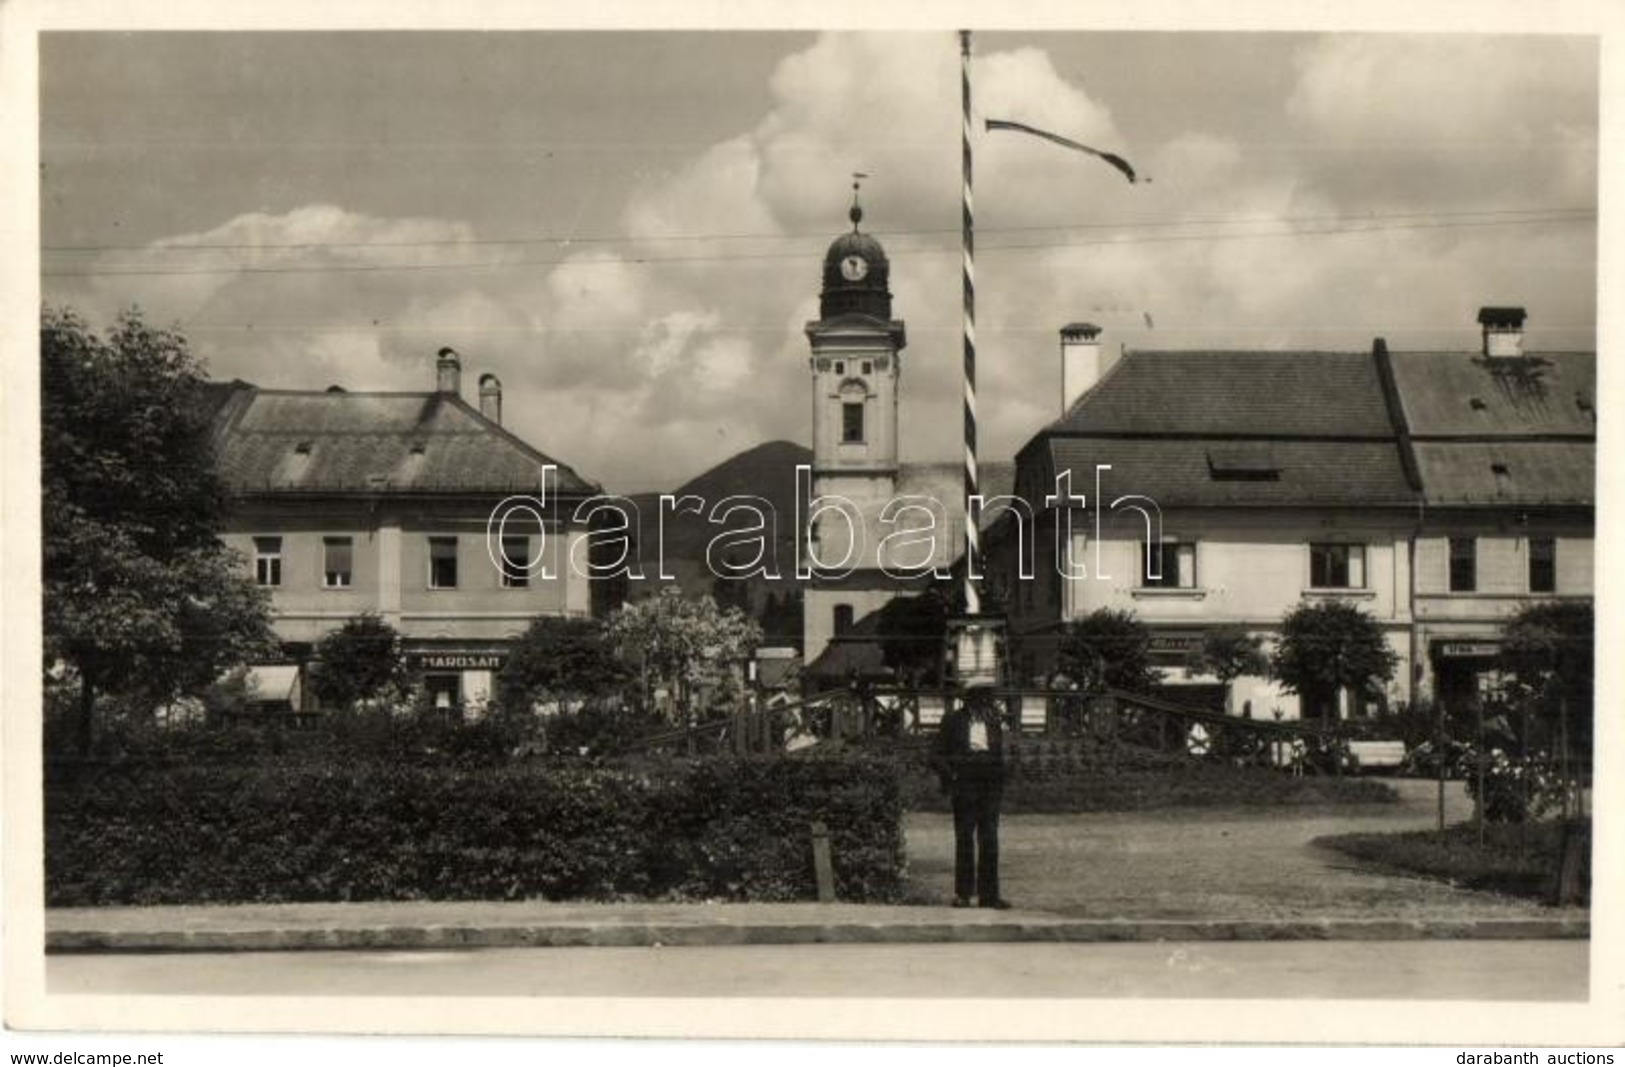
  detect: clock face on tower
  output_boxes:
[840,254,869,282]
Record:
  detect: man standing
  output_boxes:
[932,681,1012,909]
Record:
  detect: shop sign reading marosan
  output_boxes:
[415,652,505,671]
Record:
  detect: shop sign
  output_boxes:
[1148,634,1204,654]
[416,652,505,671]
[1434,641,1500,659]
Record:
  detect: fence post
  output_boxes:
[810,820,836,903]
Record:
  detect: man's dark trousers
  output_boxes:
[951,781,1002,903]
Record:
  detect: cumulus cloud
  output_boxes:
[42,32,1597,492]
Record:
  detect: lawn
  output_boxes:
[901,763,1398,814]
[1314,818,1590,905]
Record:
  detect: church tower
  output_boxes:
[802,189,910,663]
[806,194,905,480]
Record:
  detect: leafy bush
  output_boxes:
[45,750,905,906]
[1463,748,1579,824]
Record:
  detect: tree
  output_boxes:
[1496,600,1594,760]
[1184,627,1269,710]
[1057,609,1157,695]
[497,615,627,716]
[605,587,761,728]
[1270,601,1398,725]
[876,587,951,684]
[311,613,414,712]
[41,307,276,753]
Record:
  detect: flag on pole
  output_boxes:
[985,118,1142,184]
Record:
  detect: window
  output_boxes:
[833,604,854,636]
[862,360,873,375]
[500,536,530,589]
[1529,537,1556,593]
[253,536,282,587]
[323,536,353,588]
[1309,543,1365,589]
[1448,537,1477,592]
[428,536,458,589]
[842,401,865,443]
[834,361,845,375]
[1140,540,1196,589]
[424,673,461,714]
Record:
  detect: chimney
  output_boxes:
[435,347,462,395]
[1060,322,1104,415]
[1477,306,1526,358]
[478,373,503,425]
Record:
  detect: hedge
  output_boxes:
[45,751,906,907]
[898,756,1399,814]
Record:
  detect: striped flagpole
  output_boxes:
[960,28,981,616]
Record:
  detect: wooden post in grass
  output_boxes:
[810,821,836,903]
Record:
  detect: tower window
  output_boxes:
[842,401,865,443]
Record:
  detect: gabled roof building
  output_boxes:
[1001,308,1594,723]
[209,348,601,715]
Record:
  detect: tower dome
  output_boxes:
[820,201,892,320]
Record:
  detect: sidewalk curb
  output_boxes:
[46,915,1590,953]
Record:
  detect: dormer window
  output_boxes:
[294,440,313,455]
[1469,397,1488,411]
[1206,446,1280,482]
[409,441,427,456]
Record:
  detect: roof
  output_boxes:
[1049,350,1395,438]
[1021,343,1595,511]
[1386,351,1596,436]
[211,385,597,496]
[1411,441,1595,506]
[1044,438,1415,508]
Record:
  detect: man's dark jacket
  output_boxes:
[931,699,1008,791]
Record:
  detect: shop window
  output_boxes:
[323,536,353,588]
[1448,537,1477,592]
[1141,540,1196,588]
[1309,543,1365,589]
[253,536,282,587]
[424,673,461,714]
[501,536,530,588]
[1529,537,1556,593]
[842,401,865,443]
[428,536,458,589]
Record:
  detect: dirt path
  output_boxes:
[905,778,1583,921]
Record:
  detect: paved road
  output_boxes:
[907,778,1571,920]
[50,940,1587,1000]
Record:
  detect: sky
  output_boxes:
[39,30,1599,493]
